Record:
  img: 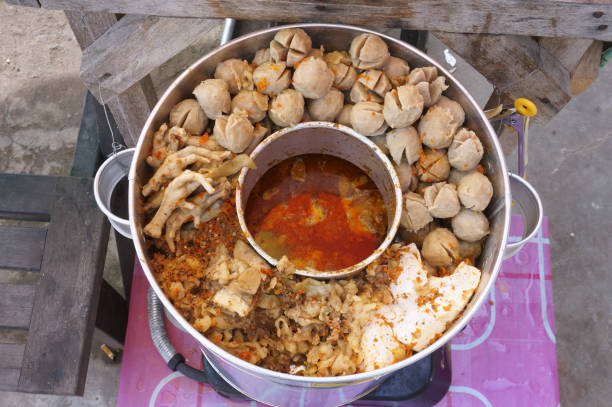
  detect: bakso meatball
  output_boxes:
[448,128,484,171]
[350,101,388,137]
[407,67,438,84]
[447,168,476,185]
[458,239,483,260]
[385,126,421,166]
[457,172,493,211]
[337,104,353,127]
[400,192,433,232]
[213,111,254,153]
[351,70,392,104]
[349,33,390,69]
[270,28,312,67]
[308,89,344,122]
[253,62,291,95]
[395,162,414,192]
[292,57,334,99]
[169,99,207,136]
[324,51,358,90]
[427,76,449,107]
[422,228,460,266]
[416,148,450,182]
[370,133,389,154]
[383,85,424,129]
[452,209,490,242]
[231,90,269,123]
[252,48,271,66]
[423,182,461,218]
[383,56,411,87]
[418,96,465,149]
[399,222,434,248]
[193,79,231,120]
[269,89,305,127]
[214,58,254,94]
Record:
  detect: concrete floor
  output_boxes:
[0,3,611,406]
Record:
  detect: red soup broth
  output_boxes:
[245,154,387,271]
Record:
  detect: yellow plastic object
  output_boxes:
[514,98,537,117]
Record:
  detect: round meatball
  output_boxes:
[458,239,483,260]
[213,111,254,153]
[422,228,460,266]
[193,79,231,120]
[418,96,464,149]
[169,99,207,136]
[386,126,421,166]
[395,162,414,192]
[325,51,358,90]
[416,148,450,182]
[337,104,353,127]
[452,209,490,242]
[448,128,484,171]
[292,57,334,99]
[423,182,461,218]
[214,58,254,94]
[269,89,305,127]
[400,192,433,232]
[383,56,411,87]
[270,28,312,67]
[349,33,390,69]
[457,172,493,211]
[308,89,344,122]
[231,90,269,123]
[399,222,434,248]
[253,62,291,95]
[350,101,388,137]
[383,85,424,129]
[252,48,271,66]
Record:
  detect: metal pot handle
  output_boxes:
[93,148,134,239]
[503,173,543,259]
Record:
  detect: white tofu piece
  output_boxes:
[213,288,251,317]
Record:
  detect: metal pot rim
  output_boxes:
[128,22,510,384]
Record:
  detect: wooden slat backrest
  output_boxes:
[17,176,109,395]
[0,174,56,221]
[0,284,36,330]
[0,227,46,271]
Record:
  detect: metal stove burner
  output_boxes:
[149,286,451,406]
[199,345,451,406]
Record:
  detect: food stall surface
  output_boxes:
[116,216,559,407]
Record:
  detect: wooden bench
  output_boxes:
[0,92,129,395]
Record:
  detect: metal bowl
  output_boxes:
[129,24,513,407]
[235,121,403,279]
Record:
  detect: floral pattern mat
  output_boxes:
[117,216,559,407]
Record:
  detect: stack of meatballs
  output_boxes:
[169,28,495,272]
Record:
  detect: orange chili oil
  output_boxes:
[245,154,387,271]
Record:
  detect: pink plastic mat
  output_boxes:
[117,216,559,407]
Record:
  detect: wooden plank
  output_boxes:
[66,10,157,146]
[0,174,56,221]
[79,14,220,103]
[0,284,35,329]
[4,0,40,7]
[18,177,110,395]
[0,343,26,369]
[37,0,612,40]
[106,79,157,147]
[540,37,603,95]
[64,10,118,49]
[0,368,20,391]
[71,91,103,177]
[0,227,46,271]
[433,32,571,124]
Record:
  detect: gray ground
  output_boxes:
[0,2,610,406]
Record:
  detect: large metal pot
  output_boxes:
[126,24,542,407]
